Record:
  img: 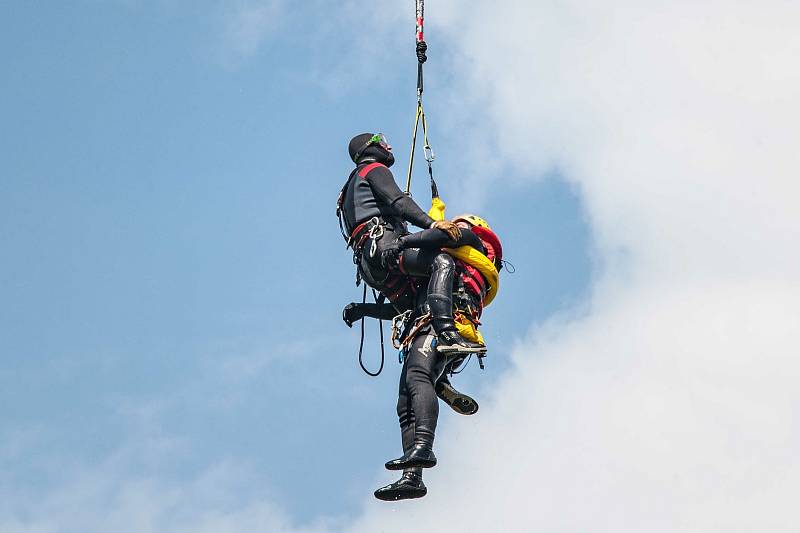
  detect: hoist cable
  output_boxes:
[405,0,438,197]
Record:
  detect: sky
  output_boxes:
[2,1,798,532]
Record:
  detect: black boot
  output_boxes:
[426,255,487,356]
[374,470,427,501]
[435,328,488,355]
[385,435,437,471]
[436,376,479,415]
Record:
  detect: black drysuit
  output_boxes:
[340,160,435,293]
[344,226,486,469]
[340,155,485,473]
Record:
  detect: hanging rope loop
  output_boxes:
[357,286,386,377]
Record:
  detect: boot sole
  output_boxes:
[436,345,487,355]
[436,386,479,415]
[374,487,428,501]
[385,457,437,471]
[449,396,479,415]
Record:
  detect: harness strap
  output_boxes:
[337,163,388,245]
[336,167,359,243]
[347,217,382,251]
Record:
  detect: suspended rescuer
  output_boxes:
[343,212,504,415]
[369,213,503,501]
[342,216,493,417]
[337,133,504,501]
[337,132,486,354]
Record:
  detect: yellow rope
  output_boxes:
[405,100,424,194]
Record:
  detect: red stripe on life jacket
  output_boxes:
[471,226,503,264]
[462,274,483,298]
[462,263,486,292]
[457,260,488,303]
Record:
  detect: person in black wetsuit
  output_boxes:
[343,222,492,501]
[339,133,499,501]
[342,222,488,417]
[338,132,485,354]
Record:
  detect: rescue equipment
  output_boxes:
[428,203,501,307]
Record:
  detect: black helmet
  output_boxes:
[348,133,394,166]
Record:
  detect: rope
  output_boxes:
[405,92,438,196]
[353,0,438,377]
[357,286,386,377]
[405,0,438,197]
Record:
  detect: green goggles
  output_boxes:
[352,133,391,162]
[369,133,390,149]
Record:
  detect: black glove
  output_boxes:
[342,303,362,328]
[416,40,428,63]
[380,236,405,269]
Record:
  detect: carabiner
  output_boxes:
[424,144,435,163]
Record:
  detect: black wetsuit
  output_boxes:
[398,227,484,303]
[340,150,485,477]
[346,226,486,316]
[341,162,434,235]
[340,160,436,292]
[344,227,487,472]
[397,330,445,460]
[395,261,485,477]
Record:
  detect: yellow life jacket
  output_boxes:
[454,313,485,346]
[428,198,500,308]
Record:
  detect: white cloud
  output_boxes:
[0,454,337,533]
[345,1,800,531]
[350,281,799,532]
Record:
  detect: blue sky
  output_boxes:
[1,1,592,527]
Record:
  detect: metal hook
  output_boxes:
[424,144,435,163]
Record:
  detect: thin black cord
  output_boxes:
[449,354,473,375]
[375,290,386,370]
[357,285,385,377]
